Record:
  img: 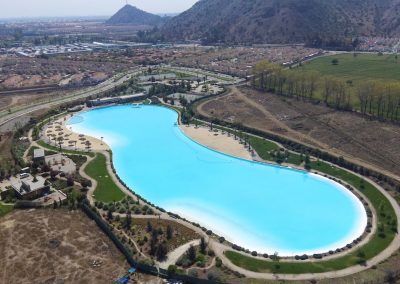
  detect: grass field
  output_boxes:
[84,153,125,203]
[224,159,397,274]
[296,53,400,83]
[0,203,13,217]
[291,53,400,110]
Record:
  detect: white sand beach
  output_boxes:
[180,125,253,161]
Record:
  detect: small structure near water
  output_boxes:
[87,93,147,107]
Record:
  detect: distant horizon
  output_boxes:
[0,0,198,19]
[0,12,179,22]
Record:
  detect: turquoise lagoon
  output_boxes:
[68,105,367,256]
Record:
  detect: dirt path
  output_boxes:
[198,87,326,150]
[232,86,329,149]
[158,239,201,269]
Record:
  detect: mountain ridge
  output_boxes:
[161,0,400,44]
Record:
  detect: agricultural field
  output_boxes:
[296,53,400,83]
[253,53,400,120]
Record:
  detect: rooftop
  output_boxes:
[33,148,45,159]
[12,174,48,196]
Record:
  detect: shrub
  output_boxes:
[251,251,258,256]
[215,257,222,268]
[167,265,177,276]
[207,271,220,281]
[188,269,198,278]
[301,254,309,260]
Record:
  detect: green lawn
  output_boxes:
[296,53,400,83]
[247,136,279,161]
[225,159,397,274]
[0,203,14,217]
[84,153,125,203]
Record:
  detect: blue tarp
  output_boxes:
[114,276,129,284]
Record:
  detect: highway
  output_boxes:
[0,67,146,129]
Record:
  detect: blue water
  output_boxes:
[68,105,367,255]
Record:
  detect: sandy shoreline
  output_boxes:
[43,112,109,151]
[180,124,253,161]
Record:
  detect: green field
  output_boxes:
[296,53,400,84]
[84,153,125,203]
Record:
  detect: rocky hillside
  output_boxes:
[107,5,165,26]
[161,0,400,44]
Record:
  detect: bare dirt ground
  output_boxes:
[0,90,71,113]
[0,131,14,169]
[0,209,162,284]
[197,86,400,178]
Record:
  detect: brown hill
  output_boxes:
[107,5,165,26]
[161,0,400,44]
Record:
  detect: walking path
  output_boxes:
[158,239,201,269]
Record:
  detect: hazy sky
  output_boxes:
[0,0,199,18]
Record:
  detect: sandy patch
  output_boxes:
[44,113,109,151]
[180,125,252,160]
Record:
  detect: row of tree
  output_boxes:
[252,61,400,121]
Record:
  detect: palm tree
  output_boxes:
[57,137,64,150]
[85,140,92,151]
